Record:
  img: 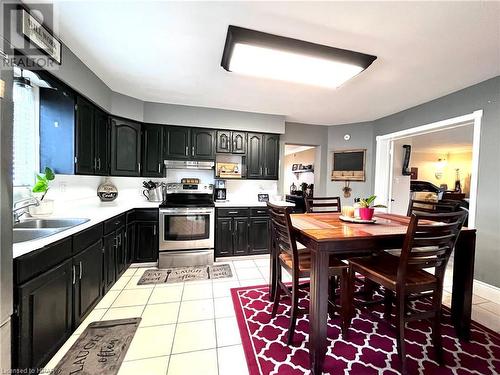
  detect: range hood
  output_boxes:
[164,160,215,170]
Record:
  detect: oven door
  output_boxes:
[159,208,214,251]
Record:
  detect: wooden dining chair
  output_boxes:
[305,196,341,213]
[267,202,350,344]
[348,210,467,374]
[407,198,461,216]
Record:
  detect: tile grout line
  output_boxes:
[165,277,186,375]
[212,272,221,375]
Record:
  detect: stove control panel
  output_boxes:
[166,183,214,194]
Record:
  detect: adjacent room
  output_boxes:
[0,2,499,375]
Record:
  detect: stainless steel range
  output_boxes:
[158,183,214,268]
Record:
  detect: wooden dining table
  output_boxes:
[285,212,476,375]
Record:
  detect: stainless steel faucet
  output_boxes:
[13,198,39,223]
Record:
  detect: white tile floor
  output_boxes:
[43,255,500,374]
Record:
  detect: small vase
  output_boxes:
[29,199,54,217]
[358,207,374,221]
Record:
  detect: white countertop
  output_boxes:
[214,200,294,208]
[13,198,295,258]
[13,198,161,259]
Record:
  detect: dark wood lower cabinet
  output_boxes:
[233,217,249,255]
[15,259,73,370]
[215,208,269,257]
[126,223,136,265]
[103,232,117,294]
[115,227,127,278]
[73,240,103,326]
[134,221,159,262]
[249,217,270,254]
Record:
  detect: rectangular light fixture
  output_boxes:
[221,25,377,88]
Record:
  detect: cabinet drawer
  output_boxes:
[217,208,249,217]
[72,224,103,254]
[15,237,73,284]
[134,209,158,221]
[104,214,125,234]
[250,207,268,217]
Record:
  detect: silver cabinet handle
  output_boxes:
[153,225,156,236]
[265,167,269,175]
[94,158,97,170]
[234,221,238,233]
[79,261,82,279]
[138,163,141,172]
[185,146,188,155]
[98,158,101,170]
[260,166,263,175]
[229,221,232,231]
[191,146,195,156]
[72,265,76,285]
[257,210,266,214]
[228,211,238,214]
[158,163,161,173]
[118,234,121,246]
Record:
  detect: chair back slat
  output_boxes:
[398,211,467,280]
[305,196,341,213]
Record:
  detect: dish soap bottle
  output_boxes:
[353,198,361,218]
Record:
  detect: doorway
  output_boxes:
[283,144,316,197]
[374,110,482,228]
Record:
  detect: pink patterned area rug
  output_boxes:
[231,285,500,374]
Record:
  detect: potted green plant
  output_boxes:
[358,195,387,220]
[30,167,55,216]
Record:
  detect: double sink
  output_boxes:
[13,218,90,243]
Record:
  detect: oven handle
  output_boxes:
[160,208,214,215]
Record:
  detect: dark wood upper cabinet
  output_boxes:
[191,128,215,159]
[263,134,280,179]
[247,133,264,179]
[232,131,247,154]
[94,109,109,175]
[142,124,164,177]
[75,96,95,174]
[216,130,246,154]
[216,130,231,153]
[15,259,73,370]
[164,126,190,160]
[73,240,102,326]
[110,118,141,176]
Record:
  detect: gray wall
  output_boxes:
[372,76,500,287]
[144,102,285,133]
[111,92,144,122]
[327,122,374,205]
[282,122,329,196]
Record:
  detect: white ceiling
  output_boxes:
[51,1,500,125]
[409,125,474,154]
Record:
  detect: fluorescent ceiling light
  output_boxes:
[221,26,376,88]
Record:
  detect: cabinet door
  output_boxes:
[216,130,231,153]
[249,217,270,254]
[110,118,141,176]
[247,133,263,178]
[263,134,280,180]
[73,240,103,326]
[75,96,95,174]
[15,259,73,370]
[103,232,116,293]
[232,131,247,154]
[164,126,190,160]
[215,217,233,257]
[191,128,215,159]
[135,221,159,262]
[115,227,127,278]
[142,124,163,177]
[94,109,109,175]
[126,223,136,265]
[233,217,249,255]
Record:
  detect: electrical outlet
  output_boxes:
[59,181,67,193]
